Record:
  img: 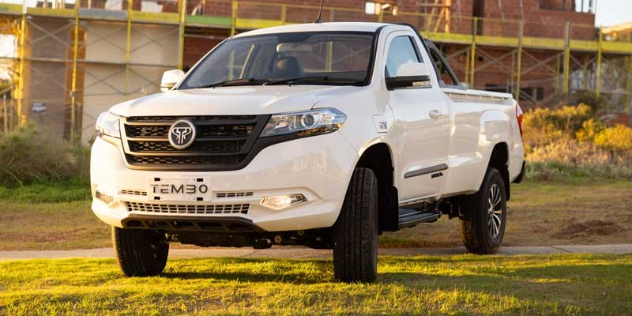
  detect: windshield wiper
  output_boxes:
[196,78,269,89]
[266,76,364,86]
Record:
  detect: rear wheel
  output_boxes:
[112,227,169,277]
[459,167,507,254]
[333,168,379,283]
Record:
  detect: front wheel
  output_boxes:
[112,227,169,277]
[459,167,507,254]
[333,168,379,283]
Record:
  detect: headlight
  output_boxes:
[261,108,346,137]
[95,112,121,138]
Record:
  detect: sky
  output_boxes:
[594,0,632,27]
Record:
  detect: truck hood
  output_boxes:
[110,85,361,117]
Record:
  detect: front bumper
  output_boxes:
[90,132,358,232]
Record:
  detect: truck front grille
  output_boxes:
[125,201,250,215]
[121,115,269,171]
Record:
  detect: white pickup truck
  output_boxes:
[91,22,525,282]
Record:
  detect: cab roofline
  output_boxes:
[233,22,401,38]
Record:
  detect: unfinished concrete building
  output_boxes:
[0,0,629,143]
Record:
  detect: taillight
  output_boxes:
[515,104,524,137]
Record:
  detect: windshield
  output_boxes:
[179,32,376,89]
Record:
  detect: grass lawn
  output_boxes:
[1,254,631,315]
[380,179,632,248]
[0,178,630,251]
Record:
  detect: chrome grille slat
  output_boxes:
[121,115,268,170]
[126,115,257,122]
[125,202,250,215]
[128,140,245,153]
[126,154,247,165]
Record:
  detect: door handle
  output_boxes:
[429,109,443,119]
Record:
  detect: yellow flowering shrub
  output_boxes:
[594,125,632,152]
[575,118,606,142]
[523,104,632,180]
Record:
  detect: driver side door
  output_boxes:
[385,32,451,202]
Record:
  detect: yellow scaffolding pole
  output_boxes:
[562,21,570,95]
[555,53,561,94]
[596,29,603,98]
[444,0,451,33]
[178,0,186,70]
[70,0,80,143]
[464,48,470,85]
[627,54,632,116]
[582,55,588,90]
[16,2,26,127]
[469,17,477,87]
[515,20,523,101]
[281,5,287,25]
[231,1,238,36]
[628,32,632,119]
[126,0,133,95]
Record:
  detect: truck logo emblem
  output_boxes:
[168,119,196,150]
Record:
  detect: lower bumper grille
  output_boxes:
[125,202,250,215]
[122,215,262,232]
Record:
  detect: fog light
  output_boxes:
[261,194,307,210]
[95,190,114,204]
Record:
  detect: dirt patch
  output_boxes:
[552,220,626,239]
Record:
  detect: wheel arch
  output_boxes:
[355,142,399,232]
[487,142,511,200]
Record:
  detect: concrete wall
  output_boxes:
[80,21,179,143]
[24,17,72,138]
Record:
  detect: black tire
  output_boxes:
[333,168,379,283]
[459,167,507,254]
[112,227,169,277]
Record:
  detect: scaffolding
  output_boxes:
[0,0,630,143]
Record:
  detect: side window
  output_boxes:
[428,48,458,86]
[385,36,421,78]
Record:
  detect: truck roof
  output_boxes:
[233,22,393,38]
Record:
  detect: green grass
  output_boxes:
[0,178,90,203]
[380,178,632,248]
[1,254,631,315]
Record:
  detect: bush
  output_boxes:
[593,125,632,152]
[525,139,632,180]
[575,118,606,142]
[0,126,90,186]
[522,103,593,152]
[523,102,632,180]
[523,103,592,134]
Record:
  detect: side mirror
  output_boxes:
[161,69,185,92]
[386,63,432,90]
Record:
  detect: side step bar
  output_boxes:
[398,208,441,229]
